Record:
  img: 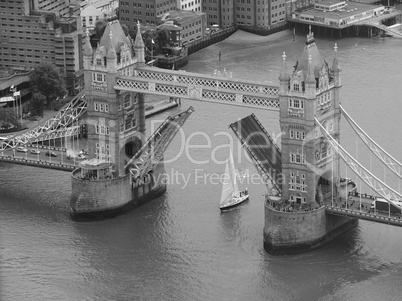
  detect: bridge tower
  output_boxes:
[70,20,169,220]
[278,30,342,207]
[263,30,357,254]
[82,20,146,176]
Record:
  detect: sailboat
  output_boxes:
[219,150,249,210]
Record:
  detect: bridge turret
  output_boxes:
[279,52,290,95]
[106,31,117,73]
[83,29,93,70]
[305,55,316,99]
[331,43,341,88]
[134,22,145,66]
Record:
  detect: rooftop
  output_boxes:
[298,1,384,20]
[164,9,205,24]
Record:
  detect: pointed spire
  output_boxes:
[306,54,316,84]
[306,25,315,46]
[134,22,144,49]
[279,52,290,81]
[83,28,93,56]
[331,43,340,72]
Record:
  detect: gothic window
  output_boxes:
[125,117,131,130]
[92,72,105,82]
[105,104,109,112]
[120,118,124,132]
[96,58,102,66]
[293,83,300,91]
[322,144,327,158]
[296,131,300,140]
[289,99,304,109]
[290,153,295,163]
[131,118,136,128]
[94,102,99,111]
[290,130,294,139]
[124,94,131,108]
[100,104,104,112]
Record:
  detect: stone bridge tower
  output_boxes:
[82,20,146,176]
[278,31,342,206]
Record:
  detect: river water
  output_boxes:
[2,27,402,300]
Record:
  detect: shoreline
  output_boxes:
[224,29,293,43]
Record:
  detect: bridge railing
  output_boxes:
[132,67,279,95]
[116,68,280,111]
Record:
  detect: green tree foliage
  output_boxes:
[155,29,170,48]
[31,92,46,117]
[29,63,67,108]
[0,107,18,129]
[94,19,107,40]
[121,23,129,37]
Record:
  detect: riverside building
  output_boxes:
[0,0,84,95]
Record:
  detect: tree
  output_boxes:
[155,29,170,48]
[31,92,46,117]
[29,63,67,109]
[93,19,107,41]
[0,107,18,129]
[121,23,129,37]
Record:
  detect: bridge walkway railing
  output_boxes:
[325,205,402,227]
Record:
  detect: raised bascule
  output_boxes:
[2,22,402,253]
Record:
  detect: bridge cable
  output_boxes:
[315,117,402,207]
[340,105,402,182]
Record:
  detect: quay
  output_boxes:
[289,0,402,38]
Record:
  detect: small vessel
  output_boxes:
[219,150,249,210]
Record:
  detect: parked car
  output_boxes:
[45,150,57,157]
[16,146,28,153]
[30,149,40,154]
[78,154,86,159]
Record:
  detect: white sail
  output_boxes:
[220,159,233,206]
[229,149,239,194]
[220,149,240,206]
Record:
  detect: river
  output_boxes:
[1,26,402,300]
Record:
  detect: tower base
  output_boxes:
[263,203,358,255]
[70,161,167,221]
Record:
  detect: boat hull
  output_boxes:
[70,161,167,221]
[220,195,249,210]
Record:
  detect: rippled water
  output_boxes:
[2,26,402,300]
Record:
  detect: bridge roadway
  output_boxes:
[323,193,402,227]
[0,145,78,171]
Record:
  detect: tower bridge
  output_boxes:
[1,20,402,251]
